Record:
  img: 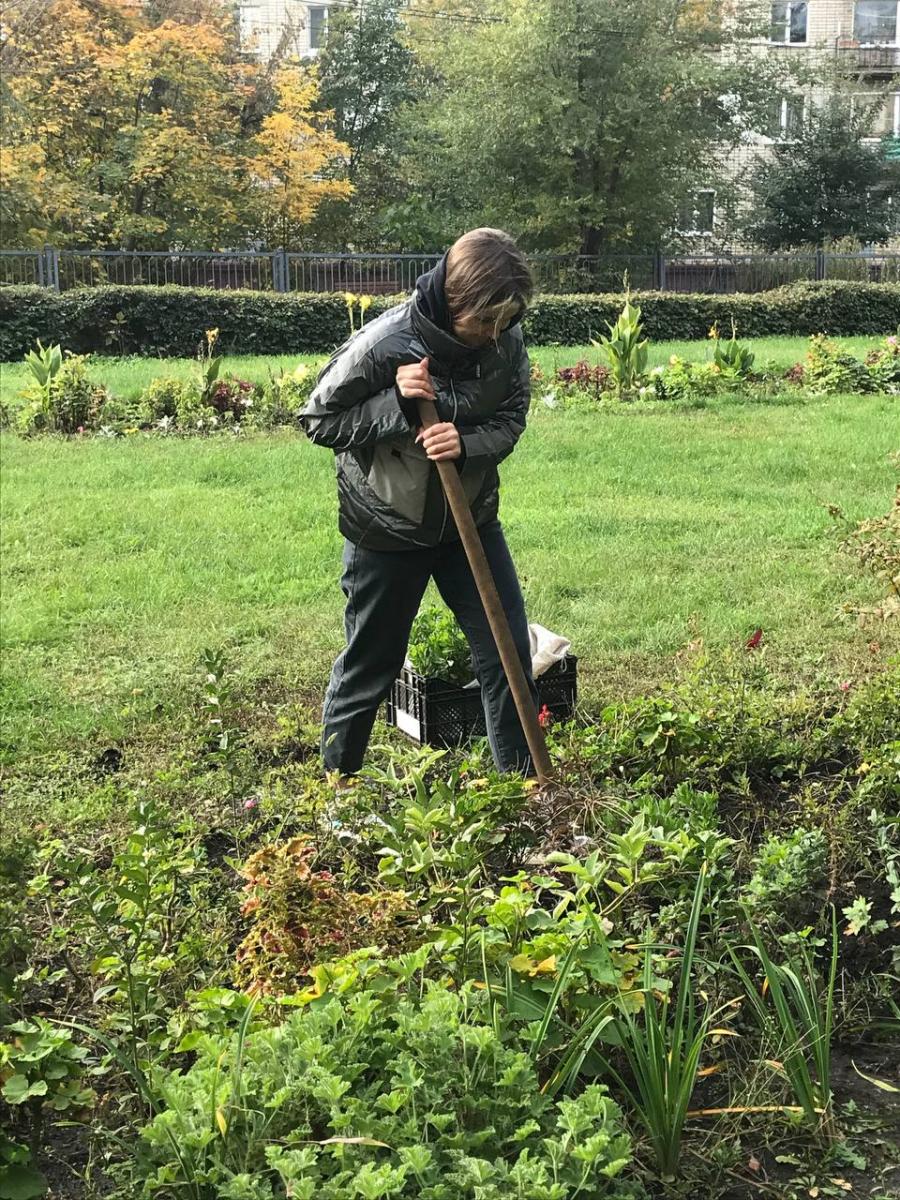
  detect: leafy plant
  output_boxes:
[742,828,829,918]
[234,837,414,997]
[592,293,649,397]
[133,983,636,1199]
[554,360,611,407]
[406,606,473,686]
[0,1131,47,1200]
[30,800,206,1109]
[0,1018,93,1155]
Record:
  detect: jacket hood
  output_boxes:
[412,252,524,370]
[414,252,453,333]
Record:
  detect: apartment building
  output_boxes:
[679,0,900,237]
[237,0,327,60]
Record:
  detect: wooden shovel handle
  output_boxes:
[417,397,553,784]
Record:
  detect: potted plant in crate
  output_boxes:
[386,606,577,748]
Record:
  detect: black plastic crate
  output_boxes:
[385,656,578,748]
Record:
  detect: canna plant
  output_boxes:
[343,292,375,335]
[198,328,223,404]
[710,320,755,378]
[24,339,63,401]
[592,291,649,397]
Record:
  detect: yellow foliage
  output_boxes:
[0,0,350,247]
[250,64,353,247]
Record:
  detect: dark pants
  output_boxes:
[321,519,538,774]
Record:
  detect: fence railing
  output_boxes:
[2,247,898,295]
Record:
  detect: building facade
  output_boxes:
[681,0,900,239]
[238,0,328,60]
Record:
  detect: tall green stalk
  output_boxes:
[606,864,711,1180]
[729,908,838,1139]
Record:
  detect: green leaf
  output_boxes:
[2,1076,48,1104]
[0,1163,50,1200]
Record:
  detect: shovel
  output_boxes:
[416,393,554,786]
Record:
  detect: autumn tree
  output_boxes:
[309,0,414,249]
[249,66,352,250]
[0,0,351,248]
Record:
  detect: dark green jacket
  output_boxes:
[299,294,531,551]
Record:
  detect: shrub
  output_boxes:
[248,364,319,428]
[865,334,900,392]
[94,392,150,432]
[650,357,724,402]
[2,280,898,360]
[805,334,875,395]
[133,984,637,1199]
[140,376,198,422]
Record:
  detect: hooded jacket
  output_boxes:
[298,256,531,551]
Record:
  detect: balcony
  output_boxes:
[834,43,900,73]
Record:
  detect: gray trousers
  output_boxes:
[321,519,538,774]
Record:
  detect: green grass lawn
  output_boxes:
[0,334,887,406]
[2,334,897,767]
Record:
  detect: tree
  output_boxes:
[308,0,414,249]
[746,95,900,249]
[0,0,351,248]
[249,66,352,250]
[400,0,791,254]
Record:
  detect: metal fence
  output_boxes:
[2,246,898,294]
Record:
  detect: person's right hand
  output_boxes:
[396,356,435,401]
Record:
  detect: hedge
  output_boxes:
[1,280,898,361]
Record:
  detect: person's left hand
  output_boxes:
[417,421,462,462]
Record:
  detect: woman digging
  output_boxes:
[299,227,540,788]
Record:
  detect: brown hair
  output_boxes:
[445,228,533,339]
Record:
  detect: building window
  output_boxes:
[770,0,807,43]
[769,94,806,137]
[854,0,899,44]
[238,4,261,47]
[852,90,900,136]
[309,5,328,50]
[677,190,715,234]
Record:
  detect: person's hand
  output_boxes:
[396,356,435,402]
[417,421,462,461]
